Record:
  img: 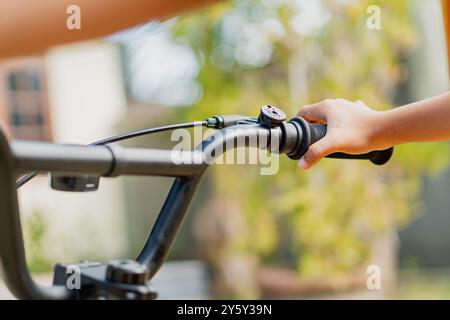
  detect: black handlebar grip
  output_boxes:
[325,149,393,165]
[309,123,327,145]
[286,117,393,165]
[309,123,393,165]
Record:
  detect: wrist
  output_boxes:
[367,110,395,150]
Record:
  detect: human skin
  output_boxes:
[0,0,218,58]
[1,0,448,158]
[297,91,450,169]
[0,0,219,138]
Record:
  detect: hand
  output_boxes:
[297,98,389,169]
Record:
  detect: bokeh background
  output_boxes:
[0,0,449,299]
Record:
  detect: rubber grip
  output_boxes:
[309,123,327,144]
[309,123,393,165]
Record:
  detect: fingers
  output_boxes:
[297,102,327,123]
[298,137,335,170]
[297,101,334,169]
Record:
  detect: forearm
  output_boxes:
[0,0,217,58]
[374,92,450,147]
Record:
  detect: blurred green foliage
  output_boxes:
[170,0,449,294]
[395,269,450,299]
[24,211,52,273]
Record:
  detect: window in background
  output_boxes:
[6,68,52,141]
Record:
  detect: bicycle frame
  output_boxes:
[0,104,393,299]
[0,123,280,299]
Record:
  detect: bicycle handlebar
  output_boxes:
[0,106,393,300]
[282,117,393,165]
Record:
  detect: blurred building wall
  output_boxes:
[4,41,129,264]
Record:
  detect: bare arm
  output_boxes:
[0,0,218,58]
[297,91,450,169]
[374,92,450,145]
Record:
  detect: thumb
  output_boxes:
[298,138,335,170]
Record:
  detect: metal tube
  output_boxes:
[109,146,204,177]
[12,141,113,175]
[136,175,202,279]
[12,140,204,177]
[1,123,278,298]
[0,136,74,299]
[137,124,276,278]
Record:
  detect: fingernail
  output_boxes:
[299,158,308,169]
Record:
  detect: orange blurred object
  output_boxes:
[443,0,450,66]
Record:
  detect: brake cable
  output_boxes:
[16,115,255,188]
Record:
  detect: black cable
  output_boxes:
[89,121,206,146]
[16,171,39,188]
[16,121,207,189]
